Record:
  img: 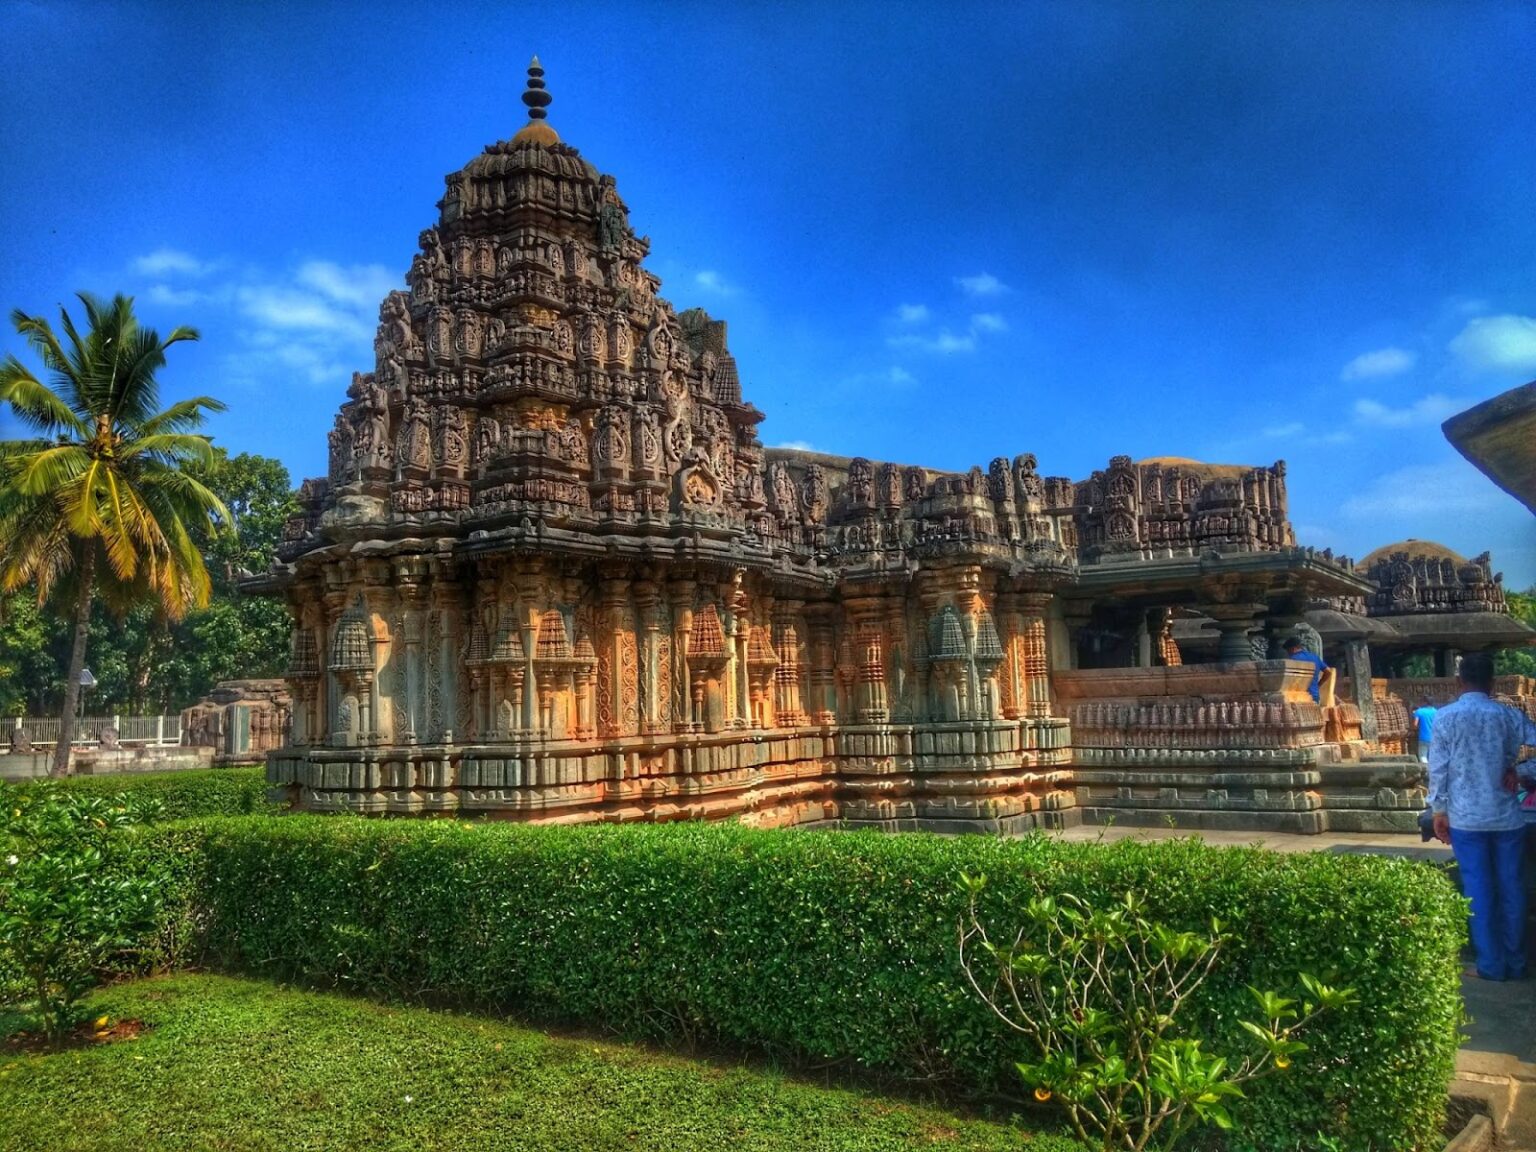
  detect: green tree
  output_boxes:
[0,594,60,716]
[0,293,228,774]
[1496,586,1536,678]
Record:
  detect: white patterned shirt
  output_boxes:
[1428,692,1536,832]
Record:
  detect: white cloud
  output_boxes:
[955,272,1007,297]
[886,311,1008,356]
[772,440,818,452]
[296,261,396,311]
[1340,346,1415,381]
[146,284,211,308]
[888,330,976,355]
[1449,313,1536,374]
[895,303,929,323]
[692,269,738,297]
[132,248,211,277]
[1351,394,1460,428]
[129,249,401,392]
[853,366,918,388]
[1341,462,1505,518]
[236,285,372,341]
[1261,421,1305,438]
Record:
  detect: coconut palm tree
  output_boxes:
[0,292,228,775]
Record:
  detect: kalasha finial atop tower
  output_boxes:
[511,55,560,145]
[523,56,551,120]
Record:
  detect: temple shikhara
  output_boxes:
[259,61,1534,833]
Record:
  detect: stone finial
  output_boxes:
[522,56,552,121]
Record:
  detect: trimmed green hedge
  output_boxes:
[133,818,1463,1151]
[17,767,272,820]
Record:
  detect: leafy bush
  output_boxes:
[18,767,273,821]
[959,882,1357,1151]
[138,818,1463,1150]
[0,783,170,1044]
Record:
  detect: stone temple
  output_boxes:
[260,61,1534,832]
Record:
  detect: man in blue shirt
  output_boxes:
[1428,653,1536,981]
[1282,637,1328,703]
[1412,698,1438,765]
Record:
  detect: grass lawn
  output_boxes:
[0,975,1080,1152]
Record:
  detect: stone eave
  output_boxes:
[1066,549,1373,609]
[1360,611,1536,651]
[1442,381,1536,515]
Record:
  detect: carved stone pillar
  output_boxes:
[668,579,696,734]
[1205,601,1266,664]
[722,573,748,730]
[996,593,1025,722]
[772,601,807,727]
[844,597,889,723]
[597,577,627,739]
[635,580,666,734]
[395,564,425,744]
[1019,593,1052,719]
[429,573,459,743]
[1343,638,1379,742]
[805,604,837,725]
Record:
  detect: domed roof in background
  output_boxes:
[1133,456,1251,479]
[1358,539,1467,570]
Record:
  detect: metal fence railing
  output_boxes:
[9,714,182,747]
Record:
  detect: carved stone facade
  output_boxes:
[181,679,292,763]
[257,63,1524,833]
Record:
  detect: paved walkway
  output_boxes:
[1048,824,1536,1146]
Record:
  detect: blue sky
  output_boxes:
[3,1,1534,586]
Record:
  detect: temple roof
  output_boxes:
[1133,457,1253,479]
[1358,539,1467,569]
[1443,381,1536,516]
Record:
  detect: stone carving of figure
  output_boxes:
[597,179,628,253]
[649,323,674,363]
[847,458,874,508]
[1014,454,1045,505]
[988,457,1014,506]
[878,462,903,508]
[397,401,432,473]
[328,416,354,485]
[740,460,766,507]
[769,461,798,517]
[904,466,926,503]
[801,464,829,525]
[412,230,447,294]
[595,405,630,466]
[580,321,604,360]
[633,404,662,470]
[436,406,468,473]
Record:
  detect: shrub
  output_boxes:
[959,882,1357,1151]
[138,818,1463,1150]
[19,767,273,821]
[0,784,170,1044]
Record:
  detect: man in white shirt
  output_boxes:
[1429,653,1536,981]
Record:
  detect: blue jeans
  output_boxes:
[1451,826,1528,980]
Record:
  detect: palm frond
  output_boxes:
[0,360,90,437]
[131,396,224,438]
[14,444,90,498]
